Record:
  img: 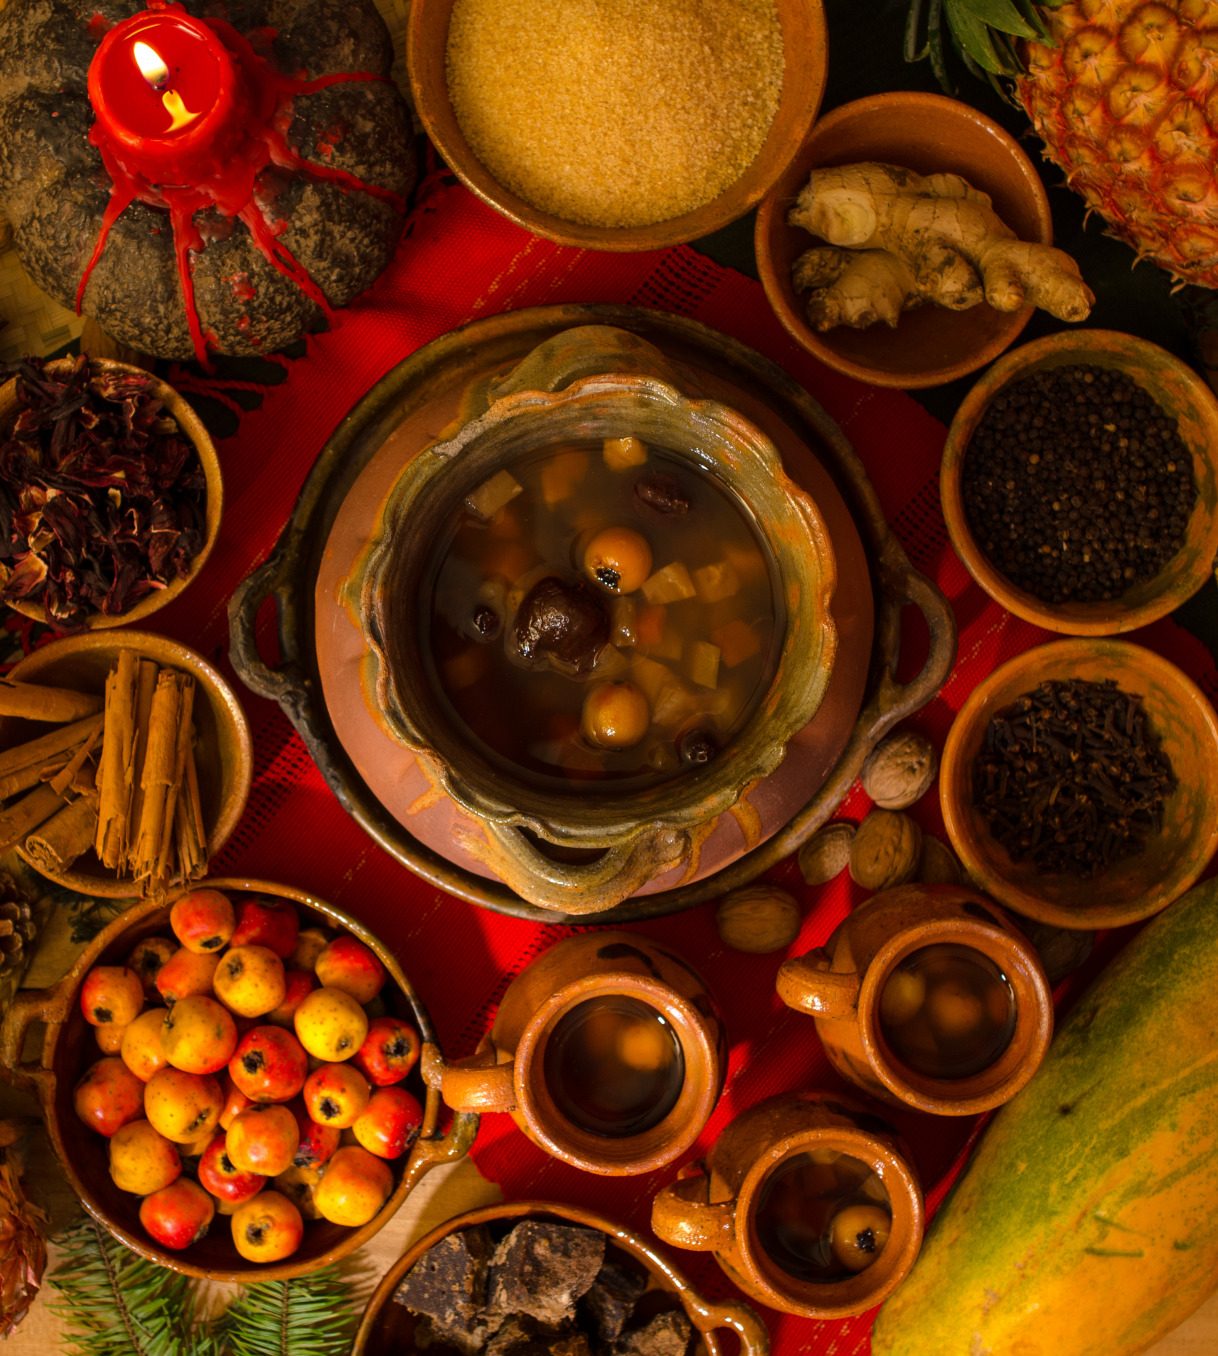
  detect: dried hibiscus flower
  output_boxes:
[0,356,207,630]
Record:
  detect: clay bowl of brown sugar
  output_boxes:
[408,0,827,250]
[941,329,1218,635]
[755,92,1052,389]
[940,638,1218,931]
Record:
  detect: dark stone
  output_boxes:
[579,1260,649,1344]
[512,576,610,675]
[613,1310,694,1356]
[486,1221,607,1328]
[393,1227,495,1353]
[0,0,416,358]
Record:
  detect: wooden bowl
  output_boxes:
[407,0,827,251]
[352,1200,769,1356]
[0,630,252,898]
[940,329,1218,634]
[0,358,222,629]
[0,880,479,1282]
[940,639,1218,930]
[755,92,1052,389]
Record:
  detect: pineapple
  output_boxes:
[912,0,1218,286]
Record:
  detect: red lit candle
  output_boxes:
[87,5,240,185]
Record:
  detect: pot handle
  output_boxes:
[682,1291,770,1356]
[477,821,690,916]
[869,558,957,735]
[0,984,69,1106]
[422,1040,518,1114]
[776,949,860,1021]
[401,1107,481,1194]
[651,1171,738,1253]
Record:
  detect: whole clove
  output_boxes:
[972,678,1176,878]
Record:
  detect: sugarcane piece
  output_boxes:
[94,652,140,869]
[0,679,102,723]
[788,162,1094,328]
[0,715,100,801]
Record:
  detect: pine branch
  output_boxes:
[217,1264,357,1356]
[48,1214,215,1356]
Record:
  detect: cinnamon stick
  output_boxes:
[130,670,185,887]
[24,788,100,875]
[0,783,66,854]
[0,715,101,801]
[154,677,195,885]
[124,660,159,861]
[174,741,207,882]
[0,679,103,723]
[94,651,139,869]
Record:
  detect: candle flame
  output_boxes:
[132,40,170,89]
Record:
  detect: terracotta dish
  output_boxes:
[940,639,1218,930]
[940,329,1218,634]
[352,1200,769,1356]
[0,630,252,899]
[755,92,1052,389]
[407,0,827,251]
[0,879,478,1282]
[0,358,222,629]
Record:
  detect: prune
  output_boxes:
[513,576,609,674]
[634,472,690,515]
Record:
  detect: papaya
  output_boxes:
[872,878,1218,1356]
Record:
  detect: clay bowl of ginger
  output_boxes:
[755,92,1092,389]
[408,0,828,250]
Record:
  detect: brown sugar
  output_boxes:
[446,0,784,228]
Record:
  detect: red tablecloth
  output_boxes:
[143,176,1218,1353]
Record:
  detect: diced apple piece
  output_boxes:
[611,596,638,648]
[593,645,630,680]
[712,619,762,668]
[687,640,721,689]
[642,627,683,662]
[642,562,696,605]
[465,470,523,521]
[652,677,700,730]
[540,450,589,505]
[630,656,672,704]
[723,541,768,584]
[693,561,741,604]
[603,435,648,471]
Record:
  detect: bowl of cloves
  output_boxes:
[940,329,1218,635]
[939,638,1218,930]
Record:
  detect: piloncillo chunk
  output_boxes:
[486,1221,606,1325]
[393,1226,494,1350]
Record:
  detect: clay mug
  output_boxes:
[651,1091,923,1320]
[423,931,725,1176]
[776,884,1054,1115]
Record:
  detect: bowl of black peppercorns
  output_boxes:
[940,638,1218,930]
[941,329,1218,635]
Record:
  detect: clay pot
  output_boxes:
[755,92,1052,389]
[407,0,827,251]
[0,358,222,628]
[424,931,724,1176]
[0,630,252,898]
[0,879,477,1282]
[359,324,837,914]
[940,639,1218,929]
[651,1091,922,1320]
[777,885,1053,1115]
[940,328,1218,634]
[353,1200,769,1356]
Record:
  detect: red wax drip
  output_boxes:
[81,13,404,366]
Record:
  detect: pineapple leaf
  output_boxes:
[944,0,1020,75]
[953,0,1039,40]
[904,0,931,62]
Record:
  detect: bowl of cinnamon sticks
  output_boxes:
[0,631,252,897]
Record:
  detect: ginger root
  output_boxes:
[789,162,1094,331]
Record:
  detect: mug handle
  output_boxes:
[776,948,861,1021]
[651,1171,737,1253]
[683,1291,770,1356]
[0,983,70,1108]
[422,1039,518,1114]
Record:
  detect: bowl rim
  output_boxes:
[406,0,829,251]
[0,356,223,631]
[41,879,460,1283]
[351,1198,766,1356]
[754,90,1053,390]
[2,628,253,898]
[939,637,1218,929]
[940,327,1218,634]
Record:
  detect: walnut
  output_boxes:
[849,810,922,891]
[797,822,855,885]
[715,885,801,954]
[861,730,938,810]
[918,835,963,886]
